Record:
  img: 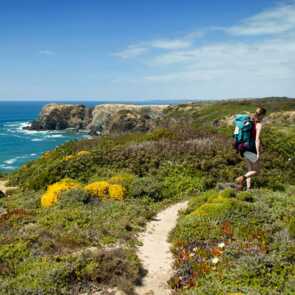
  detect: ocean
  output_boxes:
[0,100,186,171]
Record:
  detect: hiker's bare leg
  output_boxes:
[245,160,252,190]
[235,158,259,189]
[245,161,259,190]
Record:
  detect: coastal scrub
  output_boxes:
[169,188,295,294]
[41,179,81,208]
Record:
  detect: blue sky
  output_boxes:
[0,0,294,100]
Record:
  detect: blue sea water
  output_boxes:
[0,100,186,171]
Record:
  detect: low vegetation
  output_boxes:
[169,188,295,294]
[0,189,159,294]
[0,97,294,294]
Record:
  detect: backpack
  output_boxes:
[233,114,255,154]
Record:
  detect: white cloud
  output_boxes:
[113,39,191,60]
[142,2,295,84]
[113,45,148,59]
[151,39,192,50]
[113,32,204,59]
[39,50,55,56]
[226,2,295,36]
[112,2,295,98]
[145,70,220,82]
[146,35,295,82]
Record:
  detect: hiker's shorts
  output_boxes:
[244,151,258,163]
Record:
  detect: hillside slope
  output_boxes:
[0,98,294,294]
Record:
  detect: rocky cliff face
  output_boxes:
[26,104,93,131]
[89,104,168,134]
[26,103,169,134]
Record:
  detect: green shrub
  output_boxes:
[0,248,142,295]
[191,201,232,218]
[56,188,95,208]
[129,176,164,201]
[158,163,205,197]
[288,217,295,239]
[171,214,223,243]
[0,190,40,209]
[0,258,72,294]
[170,188,295,293]
[0,241,31,275]
[237,191,254,202]
[220,188,236,199]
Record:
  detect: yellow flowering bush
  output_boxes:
[77,151,91,157]
[84,180,126,201]
[41,180,81,208]
[109,184,125,201]
[85,181,109,199]
[62,151,91,162]
[63,155,75,161]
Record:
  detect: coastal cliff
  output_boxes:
[26,104,93,131]
[89,104,168,134]
[26,103,169,134]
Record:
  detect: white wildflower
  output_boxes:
[211,257,219,265]
[218,242,225,249]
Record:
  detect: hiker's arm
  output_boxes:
[255,123,262,158]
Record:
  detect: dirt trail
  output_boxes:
[135,201,188,295]
[0,180,17,194]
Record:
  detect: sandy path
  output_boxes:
[0,180,17,194]
[135,201,188,295]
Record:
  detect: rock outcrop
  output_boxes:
[25,103,169,135]
[89,104,168,134]
[25,104,93,131]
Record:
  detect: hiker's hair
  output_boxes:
[255,107,267,117]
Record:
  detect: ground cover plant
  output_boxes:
[1,98,295,294]
[169,188,295,294]
[0,187,160,294]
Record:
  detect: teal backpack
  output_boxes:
[233,114,255,153]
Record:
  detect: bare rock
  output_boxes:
[25,103,169,134]
[89,104,168,135]
[25,104,93,131]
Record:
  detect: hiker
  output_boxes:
[234,107,267,190]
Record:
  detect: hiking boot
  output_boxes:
[235,176,245,186]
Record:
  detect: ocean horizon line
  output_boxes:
[0,98,193,102]
[0,96,293,103]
